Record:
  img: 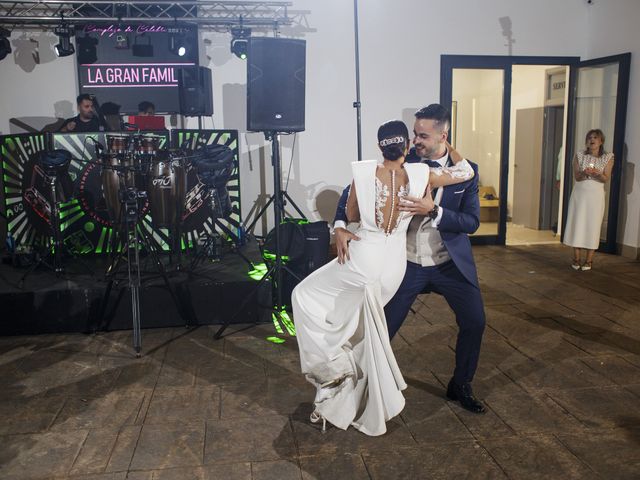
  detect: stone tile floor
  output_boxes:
[1,244,639,479]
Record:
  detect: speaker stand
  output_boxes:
[244,134,306,235]
[214,132,303,340]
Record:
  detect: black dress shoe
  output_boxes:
[446,379,486,414]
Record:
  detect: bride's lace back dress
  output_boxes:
[292,160,429,436]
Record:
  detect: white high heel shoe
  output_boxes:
[310,410,328,433]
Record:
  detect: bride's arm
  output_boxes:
[428,143,475,189]
[346,180,360,222]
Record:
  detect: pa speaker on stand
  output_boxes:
[247,37,305,132]
[214,37,307,339]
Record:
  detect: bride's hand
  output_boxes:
[398,188,435,216]
[445,141,463,164]
[335,227,360,264]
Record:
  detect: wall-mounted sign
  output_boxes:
[546,68,567,105]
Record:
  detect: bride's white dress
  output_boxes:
[291,160,427,436]
[292,158,472,436]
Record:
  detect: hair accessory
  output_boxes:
[379,136,405,147]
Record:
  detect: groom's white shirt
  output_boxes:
[406,152,450,267]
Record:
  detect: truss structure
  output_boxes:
[0,1,298,30]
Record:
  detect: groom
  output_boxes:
[333,104,487,414]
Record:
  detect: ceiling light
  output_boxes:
[230,27,251,60]
[54,24,75,57]
[169,32,187,57]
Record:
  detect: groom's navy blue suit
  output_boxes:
[334,148,486,384]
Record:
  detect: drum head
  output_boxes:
[106,134,130,152]
[39,149,71,168]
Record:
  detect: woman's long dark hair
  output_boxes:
[584,129,606,157]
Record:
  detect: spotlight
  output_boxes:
[169,32,187,57]
[115,34,129,49]
[0,27,11,61]
[230,27,251,60]
[76,35,98,64]
[54,24,75,57]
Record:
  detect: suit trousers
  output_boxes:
[384,260,485,385]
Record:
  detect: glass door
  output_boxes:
[441,56,513,245]
[562,53,631,253]
[451,68,505,240]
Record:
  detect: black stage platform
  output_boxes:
[0,242,268,336]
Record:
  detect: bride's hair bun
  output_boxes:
[378,120,409,161]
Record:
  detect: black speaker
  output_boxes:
[262,220,330,306]
[178,66,213,116]
[247,37,306,132]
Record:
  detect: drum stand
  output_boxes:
[97,186,188,356]
[213,132,305,339]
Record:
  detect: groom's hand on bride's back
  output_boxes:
[335,227,360,264]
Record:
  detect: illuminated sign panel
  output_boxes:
[76,24,198,114]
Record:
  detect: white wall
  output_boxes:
[3,0,639,252]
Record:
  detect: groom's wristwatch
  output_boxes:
[427,205,439,221]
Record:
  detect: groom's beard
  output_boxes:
[416,144,446,160]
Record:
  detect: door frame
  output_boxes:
[562,53,631,253]
[440,55,580,245]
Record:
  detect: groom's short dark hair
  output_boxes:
[415,104,451,132]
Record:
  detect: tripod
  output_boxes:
[214,132,305,339]
[97,187,188,356]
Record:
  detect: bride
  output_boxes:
[292,120,474,436]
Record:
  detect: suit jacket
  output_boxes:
[333,148,481,288]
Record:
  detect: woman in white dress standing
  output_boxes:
[291,120,474,436]
[563,129,615,271]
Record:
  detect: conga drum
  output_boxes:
[106,134,130,155]
[135,134,162,155]
[147,151,187,228]
[101,153,137,224]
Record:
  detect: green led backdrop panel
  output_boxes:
[1,133,51,247]
[0,130,240,252]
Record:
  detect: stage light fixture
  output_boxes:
[230,27,251,60]
[169,32,187,57]
[54,24,75,57]
[0,27,11,61]
[76,35,98,64]
[115,34,129,50]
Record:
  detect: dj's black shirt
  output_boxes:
[59,115,101,133]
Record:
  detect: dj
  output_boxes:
[59,94,103,132]
[137,101,156,116]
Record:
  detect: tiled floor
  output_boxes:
[1,244,639,479]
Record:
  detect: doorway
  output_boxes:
[509,65,568,246]
[440,54,630,251]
